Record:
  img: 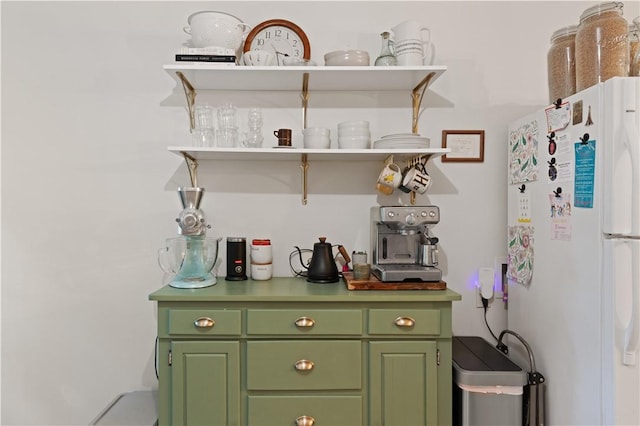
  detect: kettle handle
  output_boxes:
[294,246,309,270]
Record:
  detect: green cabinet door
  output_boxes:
[369,341,438,426]
[171,341,240,426]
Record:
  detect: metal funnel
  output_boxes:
[177,187,204,210]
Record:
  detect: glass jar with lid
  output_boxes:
[575,1,629,92]
[630,17,640,76]
[547,25,577,104]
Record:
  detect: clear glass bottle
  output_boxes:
[575,2,629,92]
[630,17,640,76]
[547,25,577,104]
[375,31,397,66]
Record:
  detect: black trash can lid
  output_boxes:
[453,336,527,387]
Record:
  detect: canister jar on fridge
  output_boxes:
[575,1,629,92]
[547,25,577,104]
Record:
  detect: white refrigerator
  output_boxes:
[506,77,639,425]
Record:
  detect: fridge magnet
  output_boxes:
[548,158,558,181]
[572,100,583,125]
[547,132,557,155]
[507,225,534,285]
[585,105,594,126]
[545,101,571,132]
[441,130,485,162]
[549,190,572,241]
[518,190,531,223]
[508,120,539,184]
[574,139,596,208]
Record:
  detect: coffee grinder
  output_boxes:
[370,206,442,282]
[159,187,219,289]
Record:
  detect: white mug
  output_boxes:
[401,165,432,194]
[243,50,276,66]
[377,163,403,191]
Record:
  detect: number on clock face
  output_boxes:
[251,26,304,64]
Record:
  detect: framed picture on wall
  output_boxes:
[441,130,485,162]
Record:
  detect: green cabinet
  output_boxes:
[150,278,461,426]
[170,341,240,425]
[369,341,439,426]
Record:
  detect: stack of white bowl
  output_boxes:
[303,127,331,148]
[337,121,371,149]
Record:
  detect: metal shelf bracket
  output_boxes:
[177,71,197,132]
[411,72,436,134]
[180,151,199,187]
[301,72,310,130]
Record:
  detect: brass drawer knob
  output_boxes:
[296,415,315,426]
[194,317,215,328]
[295,316,315,328]
[294,359,315,371]
[394,316,415,328]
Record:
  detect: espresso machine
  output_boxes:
[370,206,442,282]
[158,187,220,289]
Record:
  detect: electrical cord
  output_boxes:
[482,297,499,342]
[154,336,159,380]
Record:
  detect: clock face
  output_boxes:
[244,20,311,66]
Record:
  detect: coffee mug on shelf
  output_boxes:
[274,128,292,146]
[377,163,403,192]
[400,163,431,194]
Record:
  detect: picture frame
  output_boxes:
[441,130,485,162]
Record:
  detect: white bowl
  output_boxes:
[243,50,276,66]
[303,127,330,136]
[338,135,371,149]
[338,127,371,136]
[304,137,331,149]
[324,50,370,66]
[184,11,250,50]
[338,120,369,128]
[283,58,317,66]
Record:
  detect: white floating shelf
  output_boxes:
[168,146,450,162]
[164,64,447,92]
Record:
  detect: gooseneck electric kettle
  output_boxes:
[303,237,340,283]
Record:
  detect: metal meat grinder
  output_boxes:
[370,206,442,282]
[158,187,220,289]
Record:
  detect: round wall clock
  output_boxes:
[243,19,311,65]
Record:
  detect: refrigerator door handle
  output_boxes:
[622,240,639,365]
[624,115,640,236]
[604,92,640,236]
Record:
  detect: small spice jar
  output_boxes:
[630,18,640,76]
[547,25,578,104]
[575,2,629,92]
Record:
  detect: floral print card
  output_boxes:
[507,225,534,285]
[509,120,539,184]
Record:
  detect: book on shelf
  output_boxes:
[178,46,236,55]
[175,54,237,63]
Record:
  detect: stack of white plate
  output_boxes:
[373,133,430,149]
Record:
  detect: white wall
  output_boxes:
[2,1,637,424]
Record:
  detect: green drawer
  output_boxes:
[247,309,363,335]
[368,309,441,336]
[246,340,361,390]
[167,309,241,336]
[247,395,363,425]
